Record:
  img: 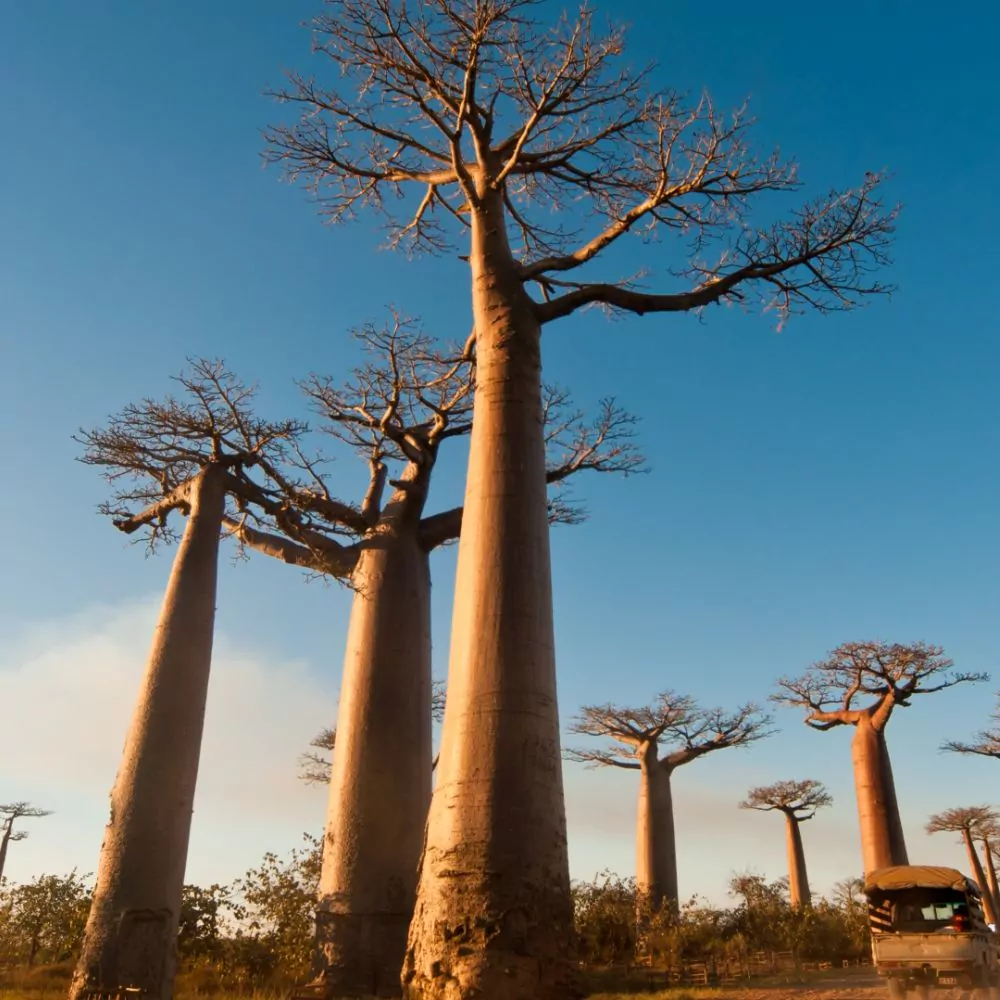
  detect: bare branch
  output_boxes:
[942,692,1000,760]
[740,779,832,822]
[926,806,1000,840]
[773,641,986,734]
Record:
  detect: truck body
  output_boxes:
[864,865,1000,997]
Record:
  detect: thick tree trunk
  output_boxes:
[0,827,11,884]
[315,532,432,998]
[878,732,909,867]
[69,468,226,1000]
[635,761,678,914]
[981,839,1000,925]
[851,717,908,874]
[962,831,997,924]
[403,191,576,1000]
[784,813,811,909]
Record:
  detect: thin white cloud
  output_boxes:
[0,597,332,887]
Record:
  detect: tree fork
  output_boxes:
[69,466,227,1000]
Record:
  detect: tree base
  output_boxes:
[401,900,581,1000]
[315,910,410,998]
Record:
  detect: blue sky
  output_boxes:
[1,1,999,906]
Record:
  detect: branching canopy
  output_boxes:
[942,693,1000,760]
[1,801,53,841]
[925,805,999,841]
[772,641,986,733]
[739,779,832,822]
[266,0,895,330]
[564,691,773,771]
[298,680,448,784]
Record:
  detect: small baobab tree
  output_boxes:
[774,641,986,876]
[943,692,1000,761]
[926,807,1000,925]
[565,693,772,914]
[0,802,52,884]
[976,818,1000,923]
[739,780,832,909]
[69,363,303,1000]
[299,682,449,785]
[223,322,641,997]
[265,0,895,992]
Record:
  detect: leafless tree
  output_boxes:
[565,693,772,913]
[942,693,1000,760]
[0,802,52,884]
[740,780,832,908]
[926,806,1000,923]
[264,2,896,991]
[71,366,304,1000]
[774,641,986,875]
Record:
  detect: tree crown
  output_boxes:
[564,691,773,770]
[265,0,895,328]
[739,779,832,820]
[772,641,986,733]
[925,805,999,840]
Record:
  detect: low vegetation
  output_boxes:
[0,839,869,999]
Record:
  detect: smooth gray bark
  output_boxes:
[784,812,811,909]
[636,757,678,914]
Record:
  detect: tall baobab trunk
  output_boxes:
[981,840,1000,925]
[784,813,811,909]
[636,758,678,914]
[316,529,432,998]
[961,830,997,924]
[878,731,909,867]
[0,827,11,884]
[851,716,908,873]
[69,467,226,1000]
[636,762,678,912]
[404,192,575,1000]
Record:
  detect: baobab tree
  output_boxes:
[926,807,1000,925]
[69,363,304,1000]
[774,641,985,876]
[0,802,52,884]
[977,818,1000,922]
[208,324,641,997]
[299,682,448,785]
[564,693,772,914]
[943,693,1000,760]
[265,1,895,993]
[739,780,832,909]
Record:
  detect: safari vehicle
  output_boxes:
[865,865,1000,998]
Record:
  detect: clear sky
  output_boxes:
[2,1,998,907]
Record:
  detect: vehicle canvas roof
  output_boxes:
[864,865,979,895]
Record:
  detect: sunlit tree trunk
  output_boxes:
[784,812,811,909]
[961,830,997,924]
[316,529,432,998]
[635,758,678,915]
[852,716,908,873]
[982,840,1000,924]
[69,467,226,1000]
[404,191,575,1000]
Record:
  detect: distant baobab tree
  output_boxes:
[774,641,985,875]
[943,692,1000,760]
[926,807,1000,925]
[976,818,1000,921]
[265,0,896,992]
[70,362,304,1000]
[739,780,832,909]
[0,802,52,883]
[565,693,772,914]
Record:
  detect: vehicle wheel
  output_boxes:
[886,979,906,1000]
[909,985,930,1000]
